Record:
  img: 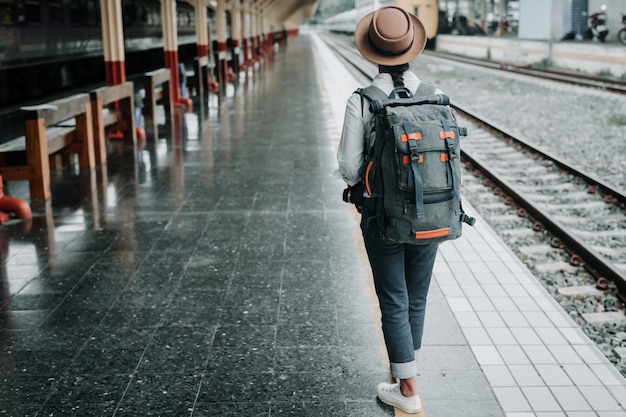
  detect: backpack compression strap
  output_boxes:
[403,120,426,220]
[441,118,461,217]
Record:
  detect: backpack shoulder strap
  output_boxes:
[357,82,438,101]
[355,86,388,117]
[358,85,388,101]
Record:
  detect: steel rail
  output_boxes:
[453,103,626,296]
[423,50,626,95]
[452,104,626,207]
[461,148,626,297]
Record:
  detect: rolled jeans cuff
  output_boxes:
[390,360,417,379]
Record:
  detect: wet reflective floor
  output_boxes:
[0,32,516,417]
[0,35,396,417]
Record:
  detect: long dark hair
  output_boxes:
[379,63,409,87]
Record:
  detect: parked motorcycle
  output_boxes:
[618,13,626,45]
[584,5,609,42]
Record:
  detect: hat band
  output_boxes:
[368,33,414,57]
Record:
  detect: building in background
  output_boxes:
[437,0,623,42]
[517,0,622,42]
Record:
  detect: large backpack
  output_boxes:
[358,82,476,244]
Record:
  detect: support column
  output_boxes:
[162,0,192,108]
[498,0,507,36]
[193,0,217,94]
[215,0,229,90]
[259,7,271,56]
[100,0,125,86]
[230,0,241,75]
[195,0,209,58]
[467,0,475,28]
[251,3,260,62]
[480,0,487,32]
[100,0,143,143]
[241,0,251,68]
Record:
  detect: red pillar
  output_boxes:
[101,0,126,86]
[162,0,192,108]
[216,40,228,88]
[100,0,142,144]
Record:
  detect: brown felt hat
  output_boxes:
[354,6,426,66]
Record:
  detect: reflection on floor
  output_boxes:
[0,37,400,417]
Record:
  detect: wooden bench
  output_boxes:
[0,93,95,200]
[143,68,173,139]
[186,56,215,96]
[89,81,137,165]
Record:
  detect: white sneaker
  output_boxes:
[376,382,422,414]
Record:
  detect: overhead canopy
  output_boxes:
[202,0,319,30]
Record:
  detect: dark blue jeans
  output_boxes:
[362,215,439,379]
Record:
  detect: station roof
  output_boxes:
[203,0,319,29]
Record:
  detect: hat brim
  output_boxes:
[354,10,427,66]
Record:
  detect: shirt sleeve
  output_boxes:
[336,93,366,187]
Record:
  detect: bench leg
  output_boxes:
[75,105,96,170]
[24,118,51,200]
[143,98,158,141]
[49,154,64,171]
[163,80,174,124]
[91,98,108,166]
[120,97,137,147]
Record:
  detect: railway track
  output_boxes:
[318,30,626,372]
[423,50,626,95]
[457,109,626,292]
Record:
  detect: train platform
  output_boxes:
[434,34,626,78]
[0,29,624,417]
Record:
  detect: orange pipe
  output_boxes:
[0,176,32,222]
[0,196,31,219]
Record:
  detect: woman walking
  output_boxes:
[337,6,437,414]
